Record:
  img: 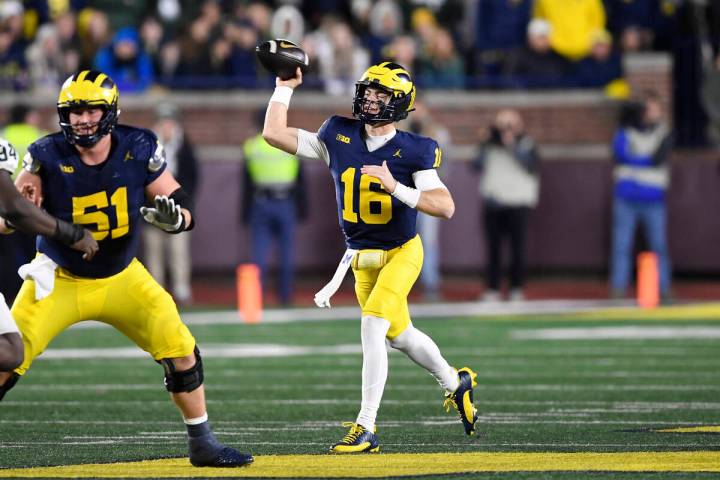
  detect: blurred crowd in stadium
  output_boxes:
[0,0,712,95]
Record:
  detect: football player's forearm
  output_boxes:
[417,189,455,220]
[0,173,55,236]
[2,194,58,236]
[262,102,298,154]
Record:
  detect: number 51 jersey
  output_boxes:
[318,115,442,250]
[26,125,166,278]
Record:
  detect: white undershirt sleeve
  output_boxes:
[412,169,447,191]
[296,129,330,166]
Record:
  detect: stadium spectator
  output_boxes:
[610,91,673,301]
[501,18,571,88]
[313,19,370,96]
[169,2,230,87]
[416,27,465,89]
[143,104,199,306]
[24,0,86,26]
[382,35,419,74]
[225,19,260,88]
[243,1,273,39]
[94,27,154,93]
[604,0,658,51]
[26,24,75,93]
[77,8,110,70]
[0,70,253,467]
[139,16,166,80]
[533,0,606,60]
[363,0,404,63]
[474,0,533,75]
[572,29,624,89]
[241,111,307,306]
[270,4,305,44]
[473,109,540,302]
[0,0,28,91]
[262,61,479,451]
[54,11,83,73]
[86,0,150,32]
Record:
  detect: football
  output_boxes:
[255,39,309,80]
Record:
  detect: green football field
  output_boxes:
[1,304,719,479]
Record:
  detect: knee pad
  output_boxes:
[0,372,20,402]
[161,346,204,393]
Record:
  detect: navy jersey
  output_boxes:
[318,116,442,250]
[26,125,166,278]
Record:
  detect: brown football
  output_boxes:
[255,39,309,80]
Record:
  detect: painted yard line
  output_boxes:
[1,451,719,477]
[512,326,720,340]
[36,344,362,360]
[657,426,720,433]
[23,369,720,380]
[61,301,720,330]
[2,441,719,449]
[34,345,720,362]
[16,382,720,392]
[1,418,715,427]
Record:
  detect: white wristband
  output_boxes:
[270,86,294,107]
[391,182,421,208]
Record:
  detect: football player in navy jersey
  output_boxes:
[0,71,253,468]
[0,138,97,371]
[263,62,479,452]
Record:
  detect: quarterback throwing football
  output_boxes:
[263,62,479,452]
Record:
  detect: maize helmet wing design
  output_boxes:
[57,70,119,147]
[352,62,416,124]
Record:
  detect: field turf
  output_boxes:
[1,305,719,478]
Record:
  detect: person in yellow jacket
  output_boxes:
[240,111,307,306]
[533,0,606,60]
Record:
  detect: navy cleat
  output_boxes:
[329,422,380,453]
[444,367,479,436]
[190,446,253,467]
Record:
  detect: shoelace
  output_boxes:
[339,422,364,444]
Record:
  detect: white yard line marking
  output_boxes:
[512,326,720,340]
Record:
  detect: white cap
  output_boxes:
[0,0,23,19]
[527,18,551,37]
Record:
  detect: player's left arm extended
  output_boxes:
[143,169,193,233]
[360,162,455,219]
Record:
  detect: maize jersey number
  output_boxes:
[72,187,129,240]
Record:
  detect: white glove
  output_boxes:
[140,195,183,232]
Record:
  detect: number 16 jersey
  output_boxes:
[318,115,441,250]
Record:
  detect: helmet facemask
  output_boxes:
[57,71,120,148]
[352,62,416,124]
[58,102,119,148]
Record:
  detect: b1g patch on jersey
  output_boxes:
[0,138,18,174]
[148,143,166,173]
